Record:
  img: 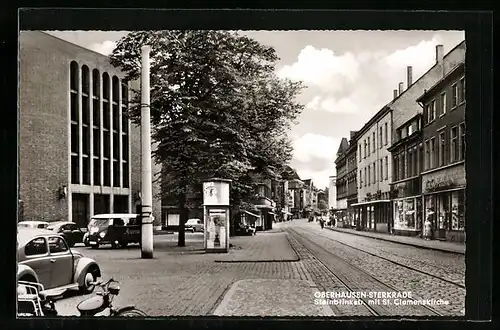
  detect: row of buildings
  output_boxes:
[331,41,466,243]
[18,31,327,235]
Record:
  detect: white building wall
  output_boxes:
[328,176,337,210]
[357,111,393,202]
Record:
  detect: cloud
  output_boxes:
[88,40,117,55]
[292,133,338,163]
[306,95,360,114]
[278,45,360,93]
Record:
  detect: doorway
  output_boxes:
[72,193,89,228]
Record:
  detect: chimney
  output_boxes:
[398,82,404,95]
[407,66,413,88]
[393,89,398,99]
[435,44,444,64]
[350,131,357,140]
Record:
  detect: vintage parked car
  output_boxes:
[185,218,204,233]
[17,229,101,295]
[18,221,50,230]
[47,221,85,247]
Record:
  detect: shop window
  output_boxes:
[437,193,451,230]
[424,195,436,229]
[451,190,465,230]
[416,198,423,230]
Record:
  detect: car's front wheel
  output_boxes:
[79,270,97,294]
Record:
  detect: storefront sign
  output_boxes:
[424,178,455,192]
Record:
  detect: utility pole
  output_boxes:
[140,45,153,259]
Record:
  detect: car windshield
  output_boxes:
[89,219,110,229]
[186,219,198,224]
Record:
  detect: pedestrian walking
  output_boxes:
[319,217,325,229]
[424,217,432,240]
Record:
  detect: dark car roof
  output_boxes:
[17,229,60,247]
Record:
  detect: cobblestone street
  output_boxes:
[53,220,465,317]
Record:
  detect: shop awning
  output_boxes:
[351,200,391,207]
[242,210,260,218]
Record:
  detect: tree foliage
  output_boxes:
[110,30,305,244]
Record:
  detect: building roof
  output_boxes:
[335,138,349,157]
[416,62,465,103]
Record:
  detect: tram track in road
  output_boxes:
[298,226,465,289]
[286,227,444,317]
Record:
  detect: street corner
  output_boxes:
[214,232,299,262]
[212,278,335,317]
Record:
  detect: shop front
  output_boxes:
[423,189,465,242]
[422,165,466,243]
[352,199,391,233]
[393,196,422,236]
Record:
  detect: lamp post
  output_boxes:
[140,45,153,259]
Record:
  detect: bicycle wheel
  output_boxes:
[116,308,147,317]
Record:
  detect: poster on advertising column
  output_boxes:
[207,209,227,249]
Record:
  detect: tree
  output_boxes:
[110,30,304,246]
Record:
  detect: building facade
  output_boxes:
[328,176,337,211]
[388,114,424,236]
[19,31,162,228]
[353,107,392,232]
[345,133,358,228]
[418,60,466,243]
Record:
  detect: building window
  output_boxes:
[450,126,458,162]
[430,137,436,169]
[418,143,424,174]
[364,140,367,158]
[425,140,430,170]
[440,92,446,116]
[399,152,405,180]
[384,123,388,145]
[459,123,465,160]
[380,159,383,182]
[460,77,466,103]
[393,154,399,181]
[372,162,376,184]
[359,145,362,162]
[408,148,413,177]
[379,127,383,149]
[367,137,370,155]
[367,165,371,186]
[429,100,436,122]
[384,156,388,180]
[452,83,458,108]
[439,131,446,167]
[359,170,363,188]
[372,132,375,152]
[364,167,367,187]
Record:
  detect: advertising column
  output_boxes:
[203,178,231,253]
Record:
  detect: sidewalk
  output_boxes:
[326,226,465,254]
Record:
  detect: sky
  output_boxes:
[46,30,465,189]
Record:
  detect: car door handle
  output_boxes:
[50,259,56,263]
